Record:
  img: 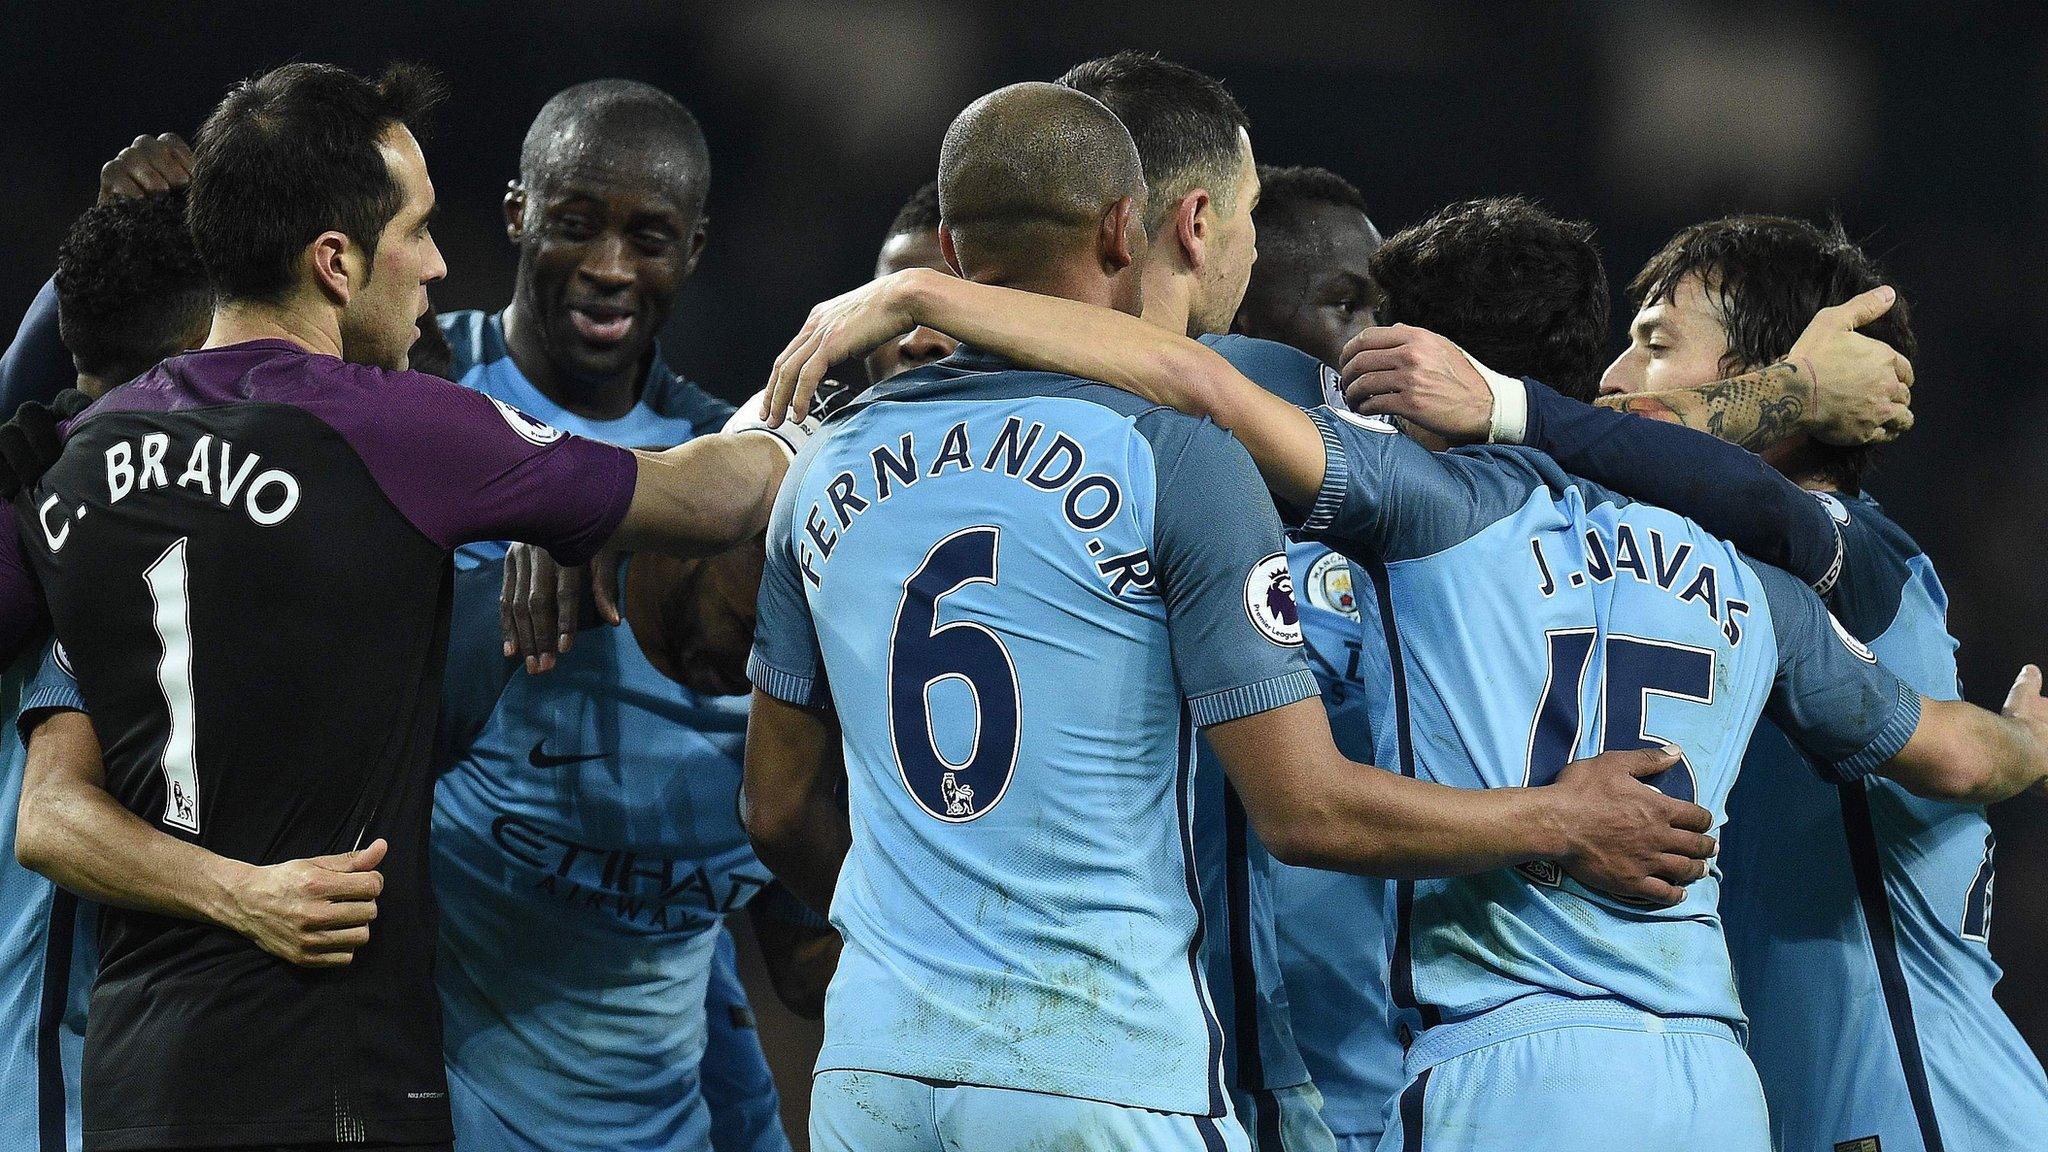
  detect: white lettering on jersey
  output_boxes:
[83,431,302,530]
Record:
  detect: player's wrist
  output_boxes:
[203,855,264,935]
[1785,357,1821,430]
[1468,352,1526,444]
[1518,787,1575,863]
[889,266,945,327]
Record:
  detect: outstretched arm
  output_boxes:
[1882,667,2048,803]
[763,267,1330,507]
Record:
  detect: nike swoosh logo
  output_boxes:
[528,741,612,769]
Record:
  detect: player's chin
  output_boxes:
[557,334,645,381]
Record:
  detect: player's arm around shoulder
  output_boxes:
[1151,416,1715,902]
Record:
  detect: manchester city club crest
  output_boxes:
[1305,551,1361,621]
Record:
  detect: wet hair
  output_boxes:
[1630,214,1913,491]
[1369,195,1609,401]
[189,61,445,300]
[1058,51,1249,230]
[56,191,210,382]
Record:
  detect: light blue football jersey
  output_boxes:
[1193,335,1337,1146]
[432,311,786,1152]
[1722,491,2048,1152]
[1297,407,1921,1041]
[1,641,94,1152]
[1269,550,1403,1144]
[1201,336,1404,1145]
[749,346,1320,1117]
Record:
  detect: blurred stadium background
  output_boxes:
[7,2,2045,1142]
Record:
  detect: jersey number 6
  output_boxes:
[888,526,1020,823]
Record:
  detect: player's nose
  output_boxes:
[577,233,635,291]
[901,326,957,366]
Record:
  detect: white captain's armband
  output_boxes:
[725,390,823,459]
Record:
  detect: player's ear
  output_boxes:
[503,180,527,242]
[1173,189,1209,272]
[1101,196,1140,273]
[681,218,709,280]
[307,231,353,307]
[938,226,965,277]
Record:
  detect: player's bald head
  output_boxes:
[519,79,710,220]
[937,82,1145,273]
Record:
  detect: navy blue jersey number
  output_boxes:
[1527,630,1714,803]
[1963,831,1996,943]
[888,526,1020,822]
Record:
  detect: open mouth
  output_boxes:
[566,304,635,346]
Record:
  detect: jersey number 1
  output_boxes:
[888,526,1020,823]
[144,537,201,833]
[1527,629,1713,803]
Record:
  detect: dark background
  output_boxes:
[8,1,2045,1140]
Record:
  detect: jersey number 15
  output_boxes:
[1527,628,1713,804]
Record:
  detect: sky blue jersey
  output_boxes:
[749,347,1320,1117]
[432,312,787,1152]
[1,642,93,1152]
[1192,335,1336,1141]
[1201,336,1403,1143]
[1722,491,2048,1152]
[1298,407,1921,1040]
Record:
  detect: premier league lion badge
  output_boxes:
[1244,553,1304,647]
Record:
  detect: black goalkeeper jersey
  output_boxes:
[16,340,636,1150]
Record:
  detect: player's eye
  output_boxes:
[631,230,677,256]
[553,215,596,240]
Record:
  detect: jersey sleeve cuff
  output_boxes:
[1297,409,1352,534]
[747,650,826,708]
[1187,669,1320,729]
[1823,678,1922,783]
[17,682,87,743]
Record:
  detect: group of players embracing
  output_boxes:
[0,48,2041,1152]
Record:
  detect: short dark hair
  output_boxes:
[1058,52,1249,229]
[56,191,210,382]
[1630,215,1913,492]
[886,180,942,239]
[1369,196,1609,401]
[189,61,446,301]
[938,83,1144,269]
[519,79,710,218]
[1253,164,1368,253]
